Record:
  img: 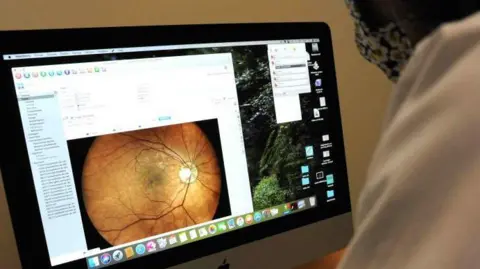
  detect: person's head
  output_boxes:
[346,0,480,81]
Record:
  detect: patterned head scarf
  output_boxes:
[345,0,414,82]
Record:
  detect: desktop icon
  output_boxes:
[208,224,217,235]
[284,204,292,215]
[262,209,272,218]
[14,73,22,79]
[301,165,309,174]
[298,200,306,209]
[316,171,324,180]
[87,68,93,73]
[169,235,178,245]
[56,70,63,76]
[327,190,335,199]
[323,151,331,158]
[271,208,279,217]
[310,196,317,207]
[101,67,107,72]
[100,253,112,265]
[254,212,262,223]
[80,68,87,74]
[227,219,235,229]
[88,256,100,268]
[218,222,227,232]
[313,61,320,70]
[189,229,198,240]
[236,216,245,227]
[245,214,253,225]
[302,177,310,186]
[147,238,157,252]
[64,69,71,75]
[322,134,330,142]
[319,97,326,107]
[313,108,321,119]
[112,250,123,261]
[24,72,31,79]
[179,232,188,243]
[315,78,322,87]
[94,67,100,72]
[124,247,135,259]
[72,69,78,75]
[305,146,314,158]
[135,244,146,255]
[32,72,39,78]
[40,71,47,77]
[326,174,335,185]
[48,71,55,77]
[199,227,208,237]
[156,238,166,249]
[312,43,319,52]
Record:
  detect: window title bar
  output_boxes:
[2,39,319,61]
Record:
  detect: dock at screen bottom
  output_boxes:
[86,196,318,268]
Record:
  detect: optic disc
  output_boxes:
[179,162,198,184]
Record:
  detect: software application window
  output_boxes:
[15,53,253,265]
[272,95,302,123]
[268,43,311,124]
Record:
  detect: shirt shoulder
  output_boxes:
[339,13,480,269]
[364,12,480,217]
[385,11,480,124]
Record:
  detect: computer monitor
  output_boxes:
[0,23,352,269]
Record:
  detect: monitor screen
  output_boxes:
[3,38,349,268]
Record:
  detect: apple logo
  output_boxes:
[218,258,230,269]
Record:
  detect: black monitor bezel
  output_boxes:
[0,22,351,269]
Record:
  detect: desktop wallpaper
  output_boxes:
[184,46,318,211]
[68,119,231,248]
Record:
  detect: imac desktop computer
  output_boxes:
[0,23,353,269]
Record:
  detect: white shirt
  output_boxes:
[339,12,480,269]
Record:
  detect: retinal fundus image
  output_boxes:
[75,120,230,246]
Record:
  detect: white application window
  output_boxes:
[268,43,311,124]
[15,53,253,265]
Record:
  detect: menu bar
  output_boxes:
[85,196,318,268]
[3,39,320,61]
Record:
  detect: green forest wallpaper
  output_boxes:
[186,46,313,210]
